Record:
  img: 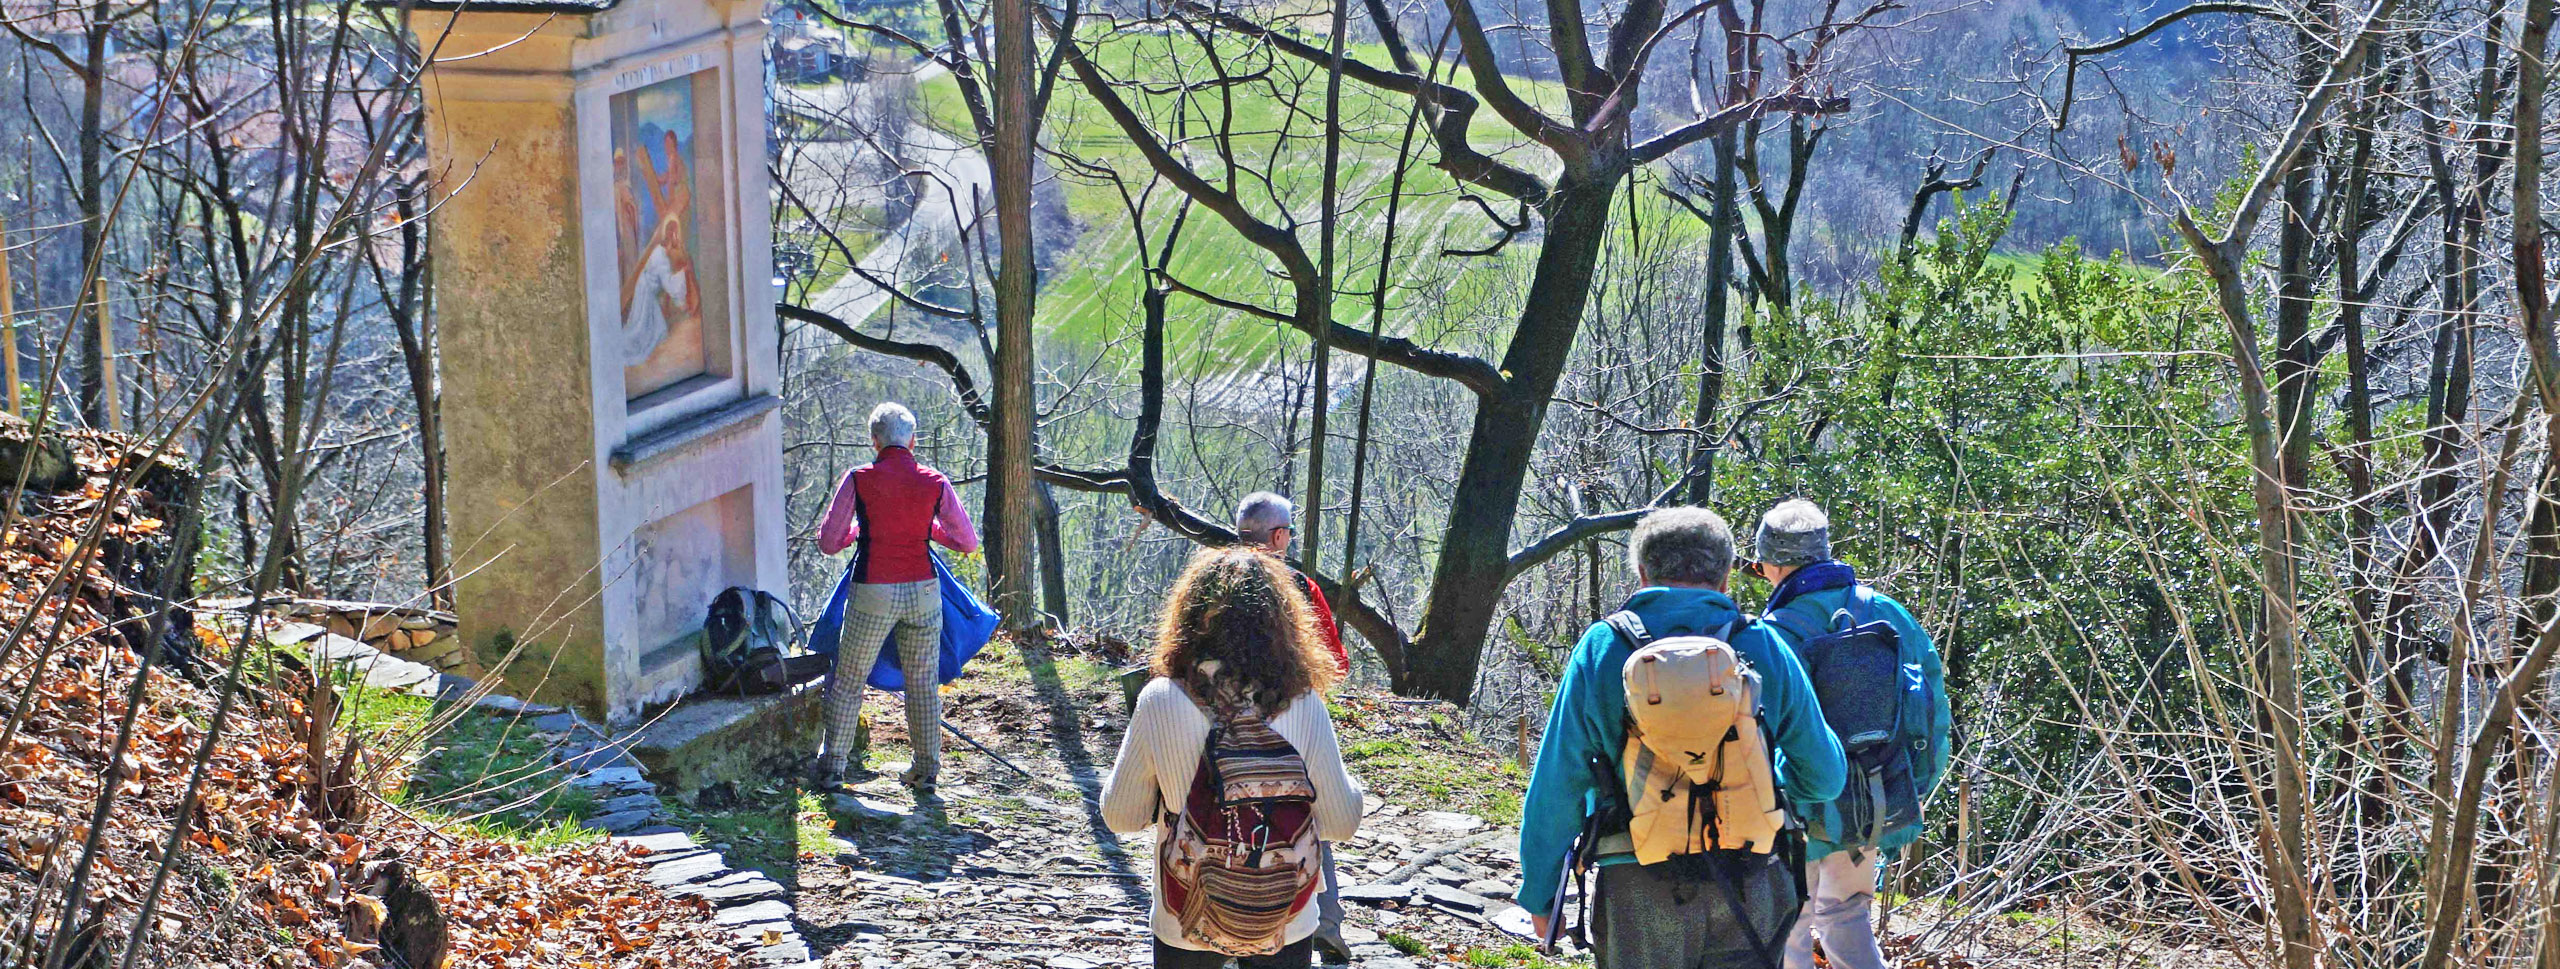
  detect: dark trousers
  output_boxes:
[1592,852,1799,969]
[1315,842,1344,944]
[1153,938,1314,969]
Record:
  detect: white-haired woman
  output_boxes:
[813,402,979,793]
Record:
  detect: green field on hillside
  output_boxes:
[886,29,2139,374]
[918,30,1585,372]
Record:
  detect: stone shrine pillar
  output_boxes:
[401,0,784,727]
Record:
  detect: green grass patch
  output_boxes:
[1384,932,1429,956]
[1341,738,1412,760]
[658,779,807,883]
[336,677,436,746]
[398,703,604,849]
[271,649,616,854]
[968,635,1117,695]
[434,813,609,852]
[783,202,891,294]
[1341,728,1526,826]
[906,29,1581,372]
[1461,943,1584,967]
[798,787,836,854]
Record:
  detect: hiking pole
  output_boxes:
[1542,754,1615,954]
[939,717,1036,778]
[1538,832,1581,954]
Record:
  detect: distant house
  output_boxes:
[767,0,862,84]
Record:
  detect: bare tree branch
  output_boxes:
[778,302,990,422]
[2057,1,2286,130]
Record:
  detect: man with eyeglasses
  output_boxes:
[1233,491,1353,963]
[1234,492,1348,673]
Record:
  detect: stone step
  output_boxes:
[669,871,785,904]
[625,685,824,796]
[711,899,795,926]
[643,853,731,888]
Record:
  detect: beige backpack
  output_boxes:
[1608,612,1788,862]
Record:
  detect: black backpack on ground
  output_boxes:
[1763,587,1924,847]
[701,587,828,695]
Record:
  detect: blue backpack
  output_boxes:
[805,549,1000,690]
[1764,587,1930,847]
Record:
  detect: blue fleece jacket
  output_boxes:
[1513,586,1847,918]
[1761,573,1951,862]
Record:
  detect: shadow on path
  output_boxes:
[1019,636,1151,911]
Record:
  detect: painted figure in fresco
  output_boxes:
[654,129,691,227]
[613,148,641,259]
[621,215,698,365]
[619,134,702,370]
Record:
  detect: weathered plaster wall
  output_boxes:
[414,0,783,725]
[422,50,611,719]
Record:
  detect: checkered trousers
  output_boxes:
[819,578,942,781]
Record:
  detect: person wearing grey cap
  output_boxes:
[1233,491,1355,963]
[1745,500,1951,969]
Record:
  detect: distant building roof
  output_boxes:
[365,0,622,13]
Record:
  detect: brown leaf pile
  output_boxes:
[1,435,743,968]
[404,838,740,969]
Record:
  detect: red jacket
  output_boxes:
[1299,572,1348,674]
[816,446,980,583]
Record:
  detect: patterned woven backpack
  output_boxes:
[1157,687,1323,955]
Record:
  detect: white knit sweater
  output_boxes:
[1100,676,1365,951]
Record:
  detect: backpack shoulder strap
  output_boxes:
[1845,586,1911,655]
[1603,611,1653,650]
[1609,612,1747,649]
[1843,585,1882,625]
[1759,600,1823,645]
[756,589,804,637]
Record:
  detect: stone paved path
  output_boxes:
[791,646,1577,967]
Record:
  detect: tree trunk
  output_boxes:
[2332,89,2386,830]
[1403,177,1617,700]
[77,24,106,429]
[2271,11,2326,503]
[382,181,448,604]
[2498,0,2557,939]
[2199,246,2322,969]
[1685,131,1737,506]
[1301,0,1350,573]
[987,0,1039,630]
[2508,0,2557,686]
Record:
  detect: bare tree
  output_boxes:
[0,0,146,428]
[1039,0,1889,698]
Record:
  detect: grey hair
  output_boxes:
[1628,507,1736,587]
[869,402,917,448]
[1751,498,1832,567]
[1234,491,1294,544]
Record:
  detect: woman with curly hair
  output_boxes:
[1102,547,1365,968]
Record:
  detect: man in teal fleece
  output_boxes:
[1516,507,1846,969]
[1744,499,1951,969]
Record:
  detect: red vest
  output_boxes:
[851,447,949,584]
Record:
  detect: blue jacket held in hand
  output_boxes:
[1761,562,1951,863]
[806,550,1001,690]
[1513,586,1847,918]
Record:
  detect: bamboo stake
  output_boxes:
[1956,767,1973,898]
[94,278,116,432]
[1514,714,1530,769]
[0,214,17,418]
